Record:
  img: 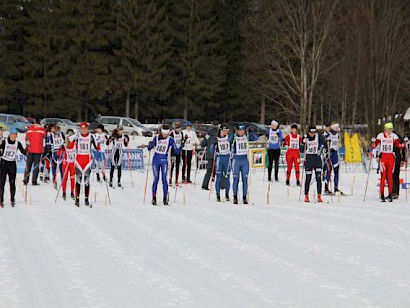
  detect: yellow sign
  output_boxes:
[344,132,362,163]
[250,148,266,168]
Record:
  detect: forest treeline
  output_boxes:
[1,0,410,136]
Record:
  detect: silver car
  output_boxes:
[40,118,78,134]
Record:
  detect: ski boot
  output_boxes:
[109,181,113,187]
[53,182,57,189]
[216,195,221,202]
[225,194,230,202]
[11,200,15,207]
[324,184,331,194]
[117,182,122,188]
[152,195,157,206]
[392,193,399,200]
[317,194,323,203]
[62,192,66,200]
[275,177,279,182]
[85,198,91,207]
[96,174,101,182]
[163,197,169,206]
[233,196,238,205]
[243,197,248,205]
[386,194,393,202]
[71,192,75,200]
[380,194,386,202]
[268,177,272,182]
[103,175,107,182]
[169,179,172,186]
[286,179,290,186]
[304,195,310,203]
[296,180,301,187]
[75,197,80,207]
[32,181,40,186]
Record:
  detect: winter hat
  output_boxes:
[117,125,123,131]
[185,121,193,126]
[331,123,340,131]
[308,125,317,133]
[97,124,105,130]
[174,122,182,129]
[384,122,394,129]
[238,125,246,131]
[9,128,18,134]
[271,120,279,127]
[80,122,89,129]
[291,124,298,129]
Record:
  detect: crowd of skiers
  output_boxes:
[0,118,407,207]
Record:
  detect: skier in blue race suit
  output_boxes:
[213,125,232,202]
[148,124,181,205]
[229,125,258,205]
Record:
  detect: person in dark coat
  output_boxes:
[201,120,220,190]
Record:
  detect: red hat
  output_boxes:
[80,122,89,128]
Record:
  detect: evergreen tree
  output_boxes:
[169,0,226,120]
[112,0,172,120]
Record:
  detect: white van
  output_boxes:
[100,116,152,137]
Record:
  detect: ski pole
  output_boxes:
[208,151,217,201]
[54,158,71,202]
[298,143,307,202]
[363,155,373,202]
[143,149,152,205]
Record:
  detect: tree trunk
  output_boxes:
[125,90,130,118]
[260,96,266,124]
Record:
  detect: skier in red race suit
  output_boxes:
[69,122,100,207]
[373,122,404,202]
[57,132,76,201]
[283,124,302,186]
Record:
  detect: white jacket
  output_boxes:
[182,129,200,151]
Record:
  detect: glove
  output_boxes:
[148,141,154,149]
[303,137,308,143]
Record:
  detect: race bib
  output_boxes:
[306,135,319,155]
[380,138,393,153]
[269,130,279,144]
[217,137,230,155]
[155,137,169,155]
[174,133,182,148]
[66,148,76,163]
[77,136,91,155]
[3,142,17,161]
[235,136,248,155]
[289,136,299,149]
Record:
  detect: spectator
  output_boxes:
[24,121,46,185]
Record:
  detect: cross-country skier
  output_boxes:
[266,120,283,182]
[302,126,326,203]
[325,122,341,194]
[0,129,26,207]
[148,124,181,205]
[40,124,53,182]
[283,124,302,186]
[182,121,199,183]
[214,125,231,202]
[230,125,257,204]
[169,122,184,186]
[69,122,100,207]
[373,122,404,202]
[108,126,129,188]
[57,132,76,200]
[93,124,108,183]
[47,125,65,188]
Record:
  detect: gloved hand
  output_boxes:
[205,134,210,140]
[148,141,154,149]
[303,136,308,143]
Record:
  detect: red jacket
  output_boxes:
[26,124,46,154]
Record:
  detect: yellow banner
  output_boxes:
[344,132,362,163]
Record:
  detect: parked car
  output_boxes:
[100,116,152,137]
[227,122,269,137]
[0,113,30,132]
[40,118,79,134]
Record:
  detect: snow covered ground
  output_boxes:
[1,164,410,307]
